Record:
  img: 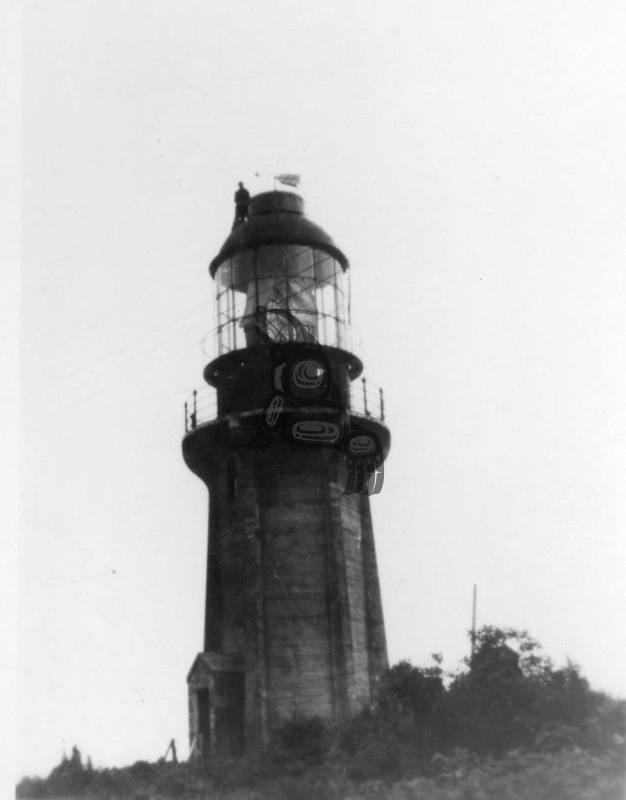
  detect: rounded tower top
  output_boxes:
[209,190,350,277]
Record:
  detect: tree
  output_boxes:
[442,626,619,757]
[379,658,444,722]
[43,744,91,796]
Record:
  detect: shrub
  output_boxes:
[269,717,336,767]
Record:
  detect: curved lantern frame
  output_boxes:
[215,244,350,356]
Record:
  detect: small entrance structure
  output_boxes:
[187,653,245,757]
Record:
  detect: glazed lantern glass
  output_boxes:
[215,244,349,354]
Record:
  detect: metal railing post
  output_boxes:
[184,402,188,433]
[191,390,198,430]
[379,387,385,422]
[362,377,369,417]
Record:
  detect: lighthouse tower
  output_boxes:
[183,190,390,756]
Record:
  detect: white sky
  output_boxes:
[14,0,626,779]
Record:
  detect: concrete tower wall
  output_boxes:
[196,443,387,742]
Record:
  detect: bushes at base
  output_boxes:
[270,716,336,766]
[17,627,626,798]
[17,747,626,800]
[17,745,94,798]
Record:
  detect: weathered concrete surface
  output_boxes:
[184,431,389,753]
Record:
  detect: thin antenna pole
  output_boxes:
[470,584,477,659]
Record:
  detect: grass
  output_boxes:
[18,745,625,800]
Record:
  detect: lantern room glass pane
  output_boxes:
[214,245,349,354]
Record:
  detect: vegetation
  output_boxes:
[17,627,625,799]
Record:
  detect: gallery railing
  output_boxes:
[184,377,385,433]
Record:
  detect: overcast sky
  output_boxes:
[15,0,626,779]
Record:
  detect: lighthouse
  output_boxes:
[183,189,390,756]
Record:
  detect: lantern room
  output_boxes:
[209,191,351,355]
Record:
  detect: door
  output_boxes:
[215,672,245,755]
[196,688,210,756]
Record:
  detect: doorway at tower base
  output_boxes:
[187,652,245,758]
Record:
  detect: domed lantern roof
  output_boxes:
[209,191,350,278]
